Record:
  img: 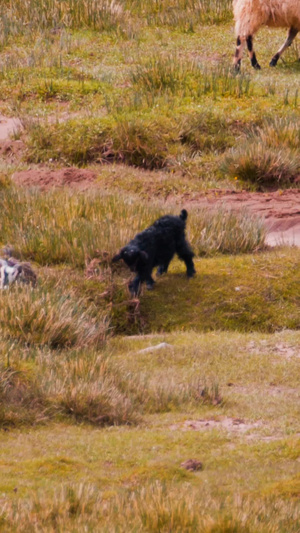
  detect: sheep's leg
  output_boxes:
[270,27,298,67]
[246,35,261,70]
[234,36,245,71]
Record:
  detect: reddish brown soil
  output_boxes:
[0,115,22,140]
[12,167,98,191]
[185,189,300,246]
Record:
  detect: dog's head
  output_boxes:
[112,246,148,272]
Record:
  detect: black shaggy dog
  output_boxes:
[112,209,196,296]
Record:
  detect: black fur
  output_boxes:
[112,209,196,296]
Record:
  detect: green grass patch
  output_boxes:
[138,249,300,333]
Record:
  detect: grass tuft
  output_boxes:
[222,117,300,187]
[0,286,108,349]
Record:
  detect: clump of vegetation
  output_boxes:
[131,57,252,99]
[180,111,235,153]
[0,348,138,427]
[222,117,300,187]
[25,115,180,169]
[0,363,48,427]
[0,286,108,349]
[189,206,266,256]
[1,481,300,531]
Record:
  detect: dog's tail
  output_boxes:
[180,209,188,221]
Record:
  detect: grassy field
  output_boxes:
[0,1,300,531]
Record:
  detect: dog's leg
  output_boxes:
[143,267,155,290]
[146,275,155,290]
[183,255,196,278]
[176,242,196,278]
[157,261,170,276]
[129,275,141,296]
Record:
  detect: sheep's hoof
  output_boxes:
[269,55,279,67]
[252,62,261,70]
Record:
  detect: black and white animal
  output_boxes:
[112,209,196,296]
[234,0,300,70]
[0,258,37,289]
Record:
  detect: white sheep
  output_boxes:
[233,0,300,70]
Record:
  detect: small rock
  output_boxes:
[181,459,203,472]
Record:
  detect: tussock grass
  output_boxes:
[0,341,223,428]
[0,286,108,349]
[180,111,235,153]
[25,103,250,169]
[189,206,266,256]
[0,0,130,44]
[131,57,252,99]
[25,115,180,168]
[1,482,300,532]
[222,116,300,187]
[144,0,233,28]
[0,363,49,427]
[0,348,138,427]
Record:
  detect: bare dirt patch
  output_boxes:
[0,115,22,141]
[170,417,263,434]
[12,167,98,190]
[0,140,25,164]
